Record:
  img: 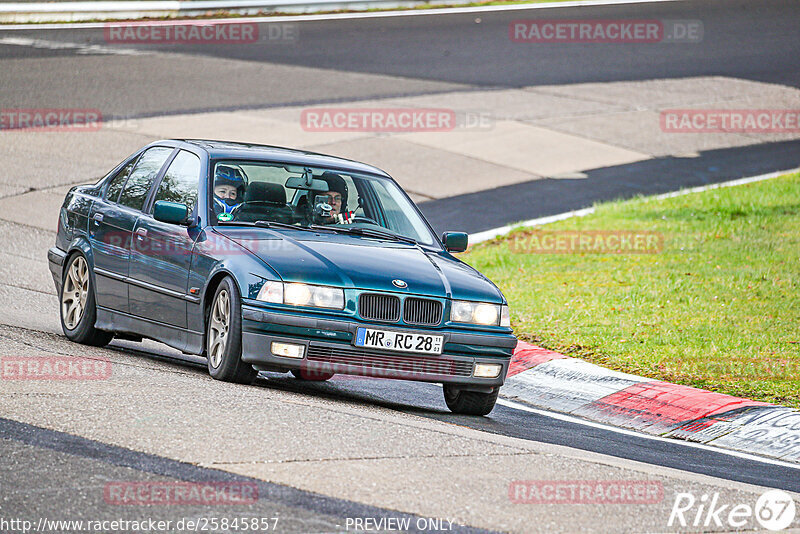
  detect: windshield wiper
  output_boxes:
[309,225,417,244]
[254,220,315,231]
[218,220,337,235]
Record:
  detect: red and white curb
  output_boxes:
[504,342,800,463]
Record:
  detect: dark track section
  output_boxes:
[2,0,799,113]
[175,0,800,88]
[420,139,800,234]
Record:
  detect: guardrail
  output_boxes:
[0,0,444,23]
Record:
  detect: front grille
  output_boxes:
[359,293,401,322]
[403,297,443,326]
[306,344,472,378]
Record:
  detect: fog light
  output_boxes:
[271,342,305,359]
[474,363,502,378]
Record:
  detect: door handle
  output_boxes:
[135,228,148,240]
[92,213,104,224]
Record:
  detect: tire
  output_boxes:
[206,277,257,384]
[59,253,113,347]
[291,368,334,381]
[443,385,499,415]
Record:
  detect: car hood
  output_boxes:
[215,227,503,302]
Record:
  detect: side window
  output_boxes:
[118,147,173,212]
[105,160,135,203]
[152,150,200,214]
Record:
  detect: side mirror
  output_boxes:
[442,231,468,253]
[153,200,189,225]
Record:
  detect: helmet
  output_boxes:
[213,164,248,213]
[318,171,348,209]
[214,164,247,191]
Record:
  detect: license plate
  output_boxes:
[355,327,443,355]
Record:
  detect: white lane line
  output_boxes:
[0,0,683,30]
[497,398,800,470]
[471,206,595,243]
[0,36,145,54]
[649,168,800,200]
[470,167,800,244]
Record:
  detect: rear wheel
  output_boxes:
[60,253,113,347]
[206,277,257,384]
[291,368,334,381]
[443,385,499,415]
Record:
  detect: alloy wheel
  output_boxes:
[208,289,230,368]
[62,256,89,330]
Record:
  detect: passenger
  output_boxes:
[213,165,247,217]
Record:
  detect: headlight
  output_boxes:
[450,301,510,327]
[257,281,344,310]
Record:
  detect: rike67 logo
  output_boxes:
[669,489,797,531]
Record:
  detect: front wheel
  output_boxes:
[206,277,257,384]
[443,385,499,415]
[60,253,113,347]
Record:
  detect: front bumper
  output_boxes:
[241,304,516,388]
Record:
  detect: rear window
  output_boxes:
[105,161,134,203]
[118,147,173,212]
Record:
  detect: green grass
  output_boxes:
[461,173,800,407]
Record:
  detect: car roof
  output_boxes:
[168,139,391,178]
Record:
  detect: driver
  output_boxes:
[213,165,247,217]
[316,172,355,224]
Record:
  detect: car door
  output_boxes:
[128,149,201,330]
[89,147,173,313]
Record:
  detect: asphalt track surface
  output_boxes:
[195,367,800,494]
[4,0,800,107]
[2,0,800,531]
[56,335,800,492]
[1,419,494,534]
[2,341,799,533]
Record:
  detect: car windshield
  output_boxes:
[210,160,437,246]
